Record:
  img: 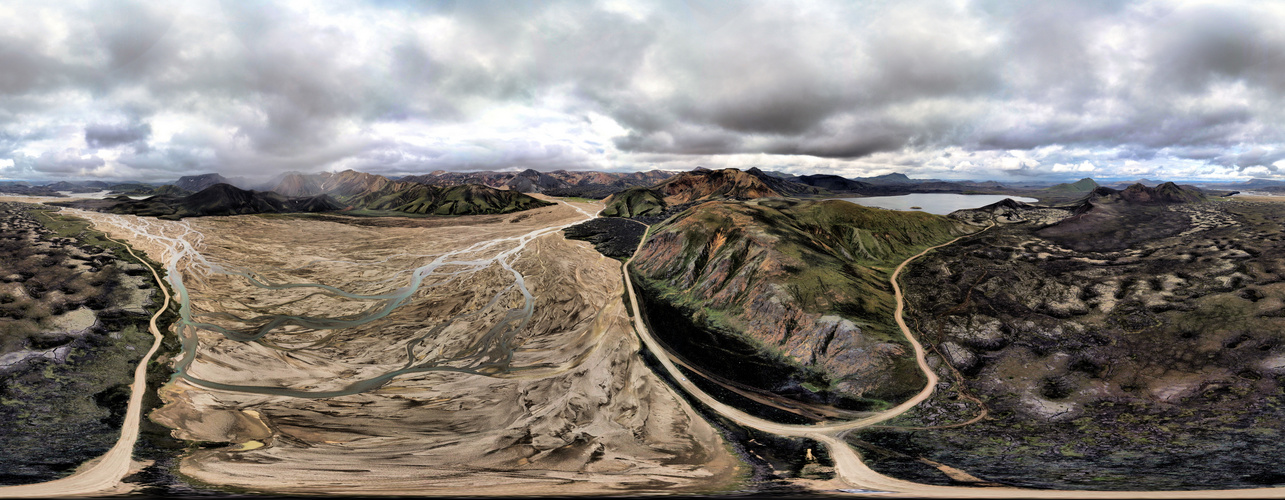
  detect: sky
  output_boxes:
[2,0,1285,183]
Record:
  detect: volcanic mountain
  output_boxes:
[794,174,875,192]
[1230,178,1285,191]
[54,183,345,219]
[61,170,552,219]
[651,167,785,203]
[270,172,325,197]
[629,197,973,414]
[1045,177,1099,194]
[1037,182,1209,252]
[353,183,552,215]
[398,168,674,198]
[790,171,1008,196]
[602,167,824,220]
[311,170,552,215]
[149,184,190,197]
[854,172,915,184]
[175,173,231,192]
[1093,182,1208,204]
[182,184,344,216]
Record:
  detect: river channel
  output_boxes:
[69,202,595,400]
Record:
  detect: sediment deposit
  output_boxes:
[78,200,741,495]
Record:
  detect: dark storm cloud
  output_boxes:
[85,123,151,149]
[1148,3,1285,93]
[3,0,1285,181]
[0,39,79,96]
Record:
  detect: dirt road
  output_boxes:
[621,222,1285,498]
[0,231,170,498]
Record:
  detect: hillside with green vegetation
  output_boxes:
[0,203,170,484]
[149,184,189,197]
[1045,177,1099,193]
[303,170,552,215]
[601,187,667,217]
[369,184,551,215]
[630,198,974,416]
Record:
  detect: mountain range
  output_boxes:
[602,167,824,219]
[55,170,553,219]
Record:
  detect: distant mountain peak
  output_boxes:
[1045,178,1099,193]
[1090,181,1206,204]
[855,172,914,185]
[175,173,229,192]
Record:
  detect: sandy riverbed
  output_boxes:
[79,200,742,496]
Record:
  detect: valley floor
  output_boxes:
[10,194,1285,497]
[68,199,741,495]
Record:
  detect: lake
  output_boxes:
[834,193,1039,215]
[57,190,151,200]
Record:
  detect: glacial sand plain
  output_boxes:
[71,199,741,496]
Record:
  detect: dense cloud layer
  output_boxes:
[1,0,1283,182]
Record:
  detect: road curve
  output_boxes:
[621,221,1285,498]
[0,229,170,498]
[620,227,985,436]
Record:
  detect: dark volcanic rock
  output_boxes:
[1036,182,1210,252]
[869,198,1285,491]
[54,183,344,219]
[542,185,621,199]
[562,217,647,260]
[1090,182,1207,204]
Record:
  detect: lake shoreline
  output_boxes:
[832,193,1040,214]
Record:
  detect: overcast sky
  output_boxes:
[2,0,1285,182]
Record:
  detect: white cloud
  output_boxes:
[1243,166,1272,177]
[0,0,1283,182]
[1052,161,1098,173]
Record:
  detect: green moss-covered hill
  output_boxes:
[630,198,974,410]
[601,187,666,217]
[1045,177,1099,193]
[362,183,551,215]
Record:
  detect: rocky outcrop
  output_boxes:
[650,167,783,204]
[603,167,824,222]
[631,198,970,402]
[1089,182,1207,205]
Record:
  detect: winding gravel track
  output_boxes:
[0,230,170,498]
[621,221,1285,498]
